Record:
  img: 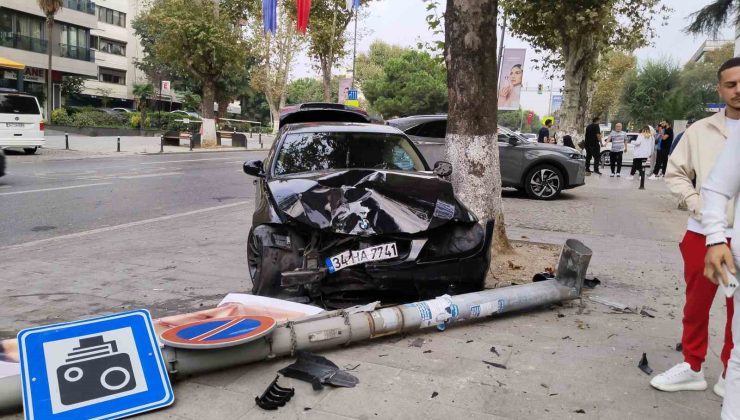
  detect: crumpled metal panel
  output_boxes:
[267,170,477,235]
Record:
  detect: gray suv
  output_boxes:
[387,115,586,200]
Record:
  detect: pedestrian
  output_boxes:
[701,127,739,420]
[628,126,653,180]
[538,119,553,143]
[670,119,695,155]
[649,120,674,179]
[562,135,575,149]
[606,122,628,177]
[651,57,740,399]
[584,117,602,175]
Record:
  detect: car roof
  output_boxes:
[284,122,404,135]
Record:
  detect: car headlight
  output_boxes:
[418,223,485,262]
[569,153,585,160]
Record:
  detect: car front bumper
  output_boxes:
[565,159,586,188]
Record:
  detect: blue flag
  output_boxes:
[346,0,360,10]
[263,0,277,33]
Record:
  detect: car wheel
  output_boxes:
[247,226,305,298]
[600,151,610,168]
[23,147,37,155]
[524,165,564,200]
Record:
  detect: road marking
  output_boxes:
[118,172,183,179]
[2,201,250,251]
[139,157,238,165]
[0,183,112,196]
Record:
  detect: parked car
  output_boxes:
[242,104,493,306]
[387,115,586,200]
[597,132,649,168]
[520,133,537,141]
[0,89,45,155]
[111,107,134,113]
[170,110,201,119]
[0,148,5,177]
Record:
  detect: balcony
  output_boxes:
[59,43,95,62]
[0,34,48,54]
[64,0,96,15]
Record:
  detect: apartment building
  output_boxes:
[0,0,149,111]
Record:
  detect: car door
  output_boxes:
[497,133,524,187]
[406,120,447,165]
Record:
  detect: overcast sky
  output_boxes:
[294,0,734,117]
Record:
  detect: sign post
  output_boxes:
[18,310,173,420]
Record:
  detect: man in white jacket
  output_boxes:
[702,129,740,420]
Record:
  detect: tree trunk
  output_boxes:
[201,79,217,147]
[321,57,332,102]
[444,0,512,255]
[559,35,597,144]
[46,17,54,120]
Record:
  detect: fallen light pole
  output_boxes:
[0,239,591,413]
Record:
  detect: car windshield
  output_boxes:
[274,132,426,175]
[0,94,39,115]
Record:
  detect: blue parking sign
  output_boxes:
[18,310,174,420]
[348,89,358,101]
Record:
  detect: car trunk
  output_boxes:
[0,94,43,142]
[279,103,371,127]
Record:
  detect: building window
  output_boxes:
[60,24,92,61]
[95,37,126,56]
[97,6,126,27]
[99,67,126,85]
[0,9,47,54]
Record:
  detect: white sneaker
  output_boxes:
[650,362,707,392]
[616,174,621,177]
[714,375,725,398]
[610,173,615,178]
[648,175,658,180]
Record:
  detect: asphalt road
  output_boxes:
[0,151,266,247]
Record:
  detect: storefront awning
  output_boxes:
[0,58,25,71]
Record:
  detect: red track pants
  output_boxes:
[680,231,734,373]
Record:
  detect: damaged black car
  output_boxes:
[243,103,493,307]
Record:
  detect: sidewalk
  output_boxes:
[38,133,276,156]
[0,174,729,419]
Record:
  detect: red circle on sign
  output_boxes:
[160,316,276,349]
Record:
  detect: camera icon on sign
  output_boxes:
[56,335,136,406]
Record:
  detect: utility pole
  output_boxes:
[351,7,359,89]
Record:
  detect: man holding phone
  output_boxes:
[703,125,740,419]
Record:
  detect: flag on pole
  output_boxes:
[346,0,360,10]
[296,0,311,33]
[263,0,278,33]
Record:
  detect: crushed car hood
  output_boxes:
[268,170,477,235]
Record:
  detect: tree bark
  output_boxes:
[201,79,217,147]
[321,56,332,102]
[559,34,597,144]
[445,0,512,255]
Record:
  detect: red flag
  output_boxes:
[527,111,534,125]
[296,0,311,33]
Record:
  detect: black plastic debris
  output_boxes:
[255,376,295,410]
[483,360,507,370]
[640,309,655,318]
[532,272,555,282]
[410,338,425,348]
[279,351,360,390]
[431,391,439,399]
[638,353,653,375]
[490,346,500,356]
[574,409,586,414]
[583,277,601,288]
[676,342,683,352]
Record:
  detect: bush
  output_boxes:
[69,110,128,128]
[148,112,200,132]
[51,108,72,125]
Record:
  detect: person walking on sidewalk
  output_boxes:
[584,117,602,175]
[628,126,653,180]
[651,57,740,398]
[702,125,740,420]
[606,123,628,177]
[650,120,674,179]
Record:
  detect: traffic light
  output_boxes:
[537,84,543,95]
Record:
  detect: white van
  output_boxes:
[0,90,45,154]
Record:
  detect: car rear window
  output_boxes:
[275,132,426,175]
[0,94,40,115]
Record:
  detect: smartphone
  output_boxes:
[719,264,739,299]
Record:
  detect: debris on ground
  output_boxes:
[490,346,500,356]
[676,342,683,352]
[508,261,522,270]
[640,308,655,318]
[255,376,295,410]
[409,338,425,348]
[344,364,361,371]
[279,351,359,390]
[532,272,555,283]
[574,409,586,414]
[466,339,474,343]
[583,277,601,288]
[589,296,633,313]
[638,353,653,375]
[423,350,432,354]
[431,391,439,399]
[482,360,507,370]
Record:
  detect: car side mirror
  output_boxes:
[243,160,265,177]
[508,136,518,146]
[433,161,453,178]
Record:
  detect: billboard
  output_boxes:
[497,48,526,110]
[550,94,563,113]
[338,78,352,103]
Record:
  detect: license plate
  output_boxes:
[326,242,398,273]
[6,123,24,128]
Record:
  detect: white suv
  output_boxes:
[0,90,45,154]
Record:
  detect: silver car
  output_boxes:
[387,115,586,200]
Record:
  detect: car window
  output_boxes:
[627,135,638,143]
[415,120,447,138]
[0,95,40,115]
[275,132,426,175]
